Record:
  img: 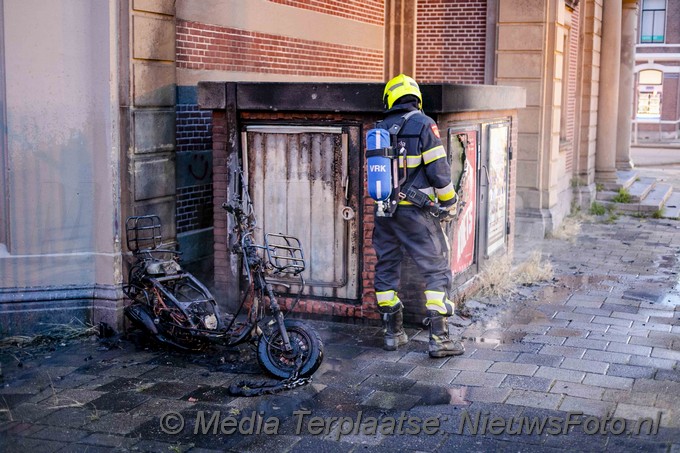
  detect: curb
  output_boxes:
[631,143,680,150]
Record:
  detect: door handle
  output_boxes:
[481,165,489,187]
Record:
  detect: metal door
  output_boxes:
[242,125,360,300]
[483,122,511,257]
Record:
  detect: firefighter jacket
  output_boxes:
[376,99,457,208]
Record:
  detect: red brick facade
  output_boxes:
[210,111,230,302]
[267,0,384,25]
[176,20,383,79]
[666,0,680,46]
[415,0,487,84]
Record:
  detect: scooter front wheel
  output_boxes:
[257,319,323,379]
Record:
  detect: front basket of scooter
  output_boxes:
[264,233,305,275]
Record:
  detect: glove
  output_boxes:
[437,194,458,222]
[438,203,457,223]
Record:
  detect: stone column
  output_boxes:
[595,0,622,184]
[384,0,417,79]
[616,0,638,170]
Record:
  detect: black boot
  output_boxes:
[380,304,408,351]
[426,310,465,358]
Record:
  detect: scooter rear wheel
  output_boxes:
[256,319,323,379]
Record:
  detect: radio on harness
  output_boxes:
[399,185,447,218]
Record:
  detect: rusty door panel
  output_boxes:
[243,126,359,300]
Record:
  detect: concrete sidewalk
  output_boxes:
[1,215,679,452]
[632,146,680,168]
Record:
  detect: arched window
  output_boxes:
[639,69,663,85]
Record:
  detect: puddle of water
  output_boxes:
[659,287,680,307]
[534,286,572,304]
[623,283,680,307]
[461,336,502,346]
[646,253,680,307]
[462,331,525,345]
[420,386,471,406]
[527,274,618,306]
[622,289,664,303]
[447,387,471,405]
[509,308,548,325]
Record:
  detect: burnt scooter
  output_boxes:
[123,175,323,380]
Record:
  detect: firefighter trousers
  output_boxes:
[372,205,452,296]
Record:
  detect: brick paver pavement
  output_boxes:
[0,215,679,452]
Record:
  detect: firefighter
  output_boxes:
[372,74,465,358]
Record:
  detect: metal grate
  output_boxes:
[126,216,162,252]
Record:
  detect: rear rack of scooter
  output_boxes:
[264,233,305,276]
[126,215,163,252]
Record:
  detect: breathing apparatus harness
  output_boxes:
[366,110,446,218]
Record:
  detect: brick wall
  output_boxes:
[176,20,383,79]
[666,0,679,45]
[176,184,213,234]
[177,104,212,153]
[660,73,679,132]
[176,88,214,235]
[415,0,487,84]
[211,111,230,302]
[267,0,384,25]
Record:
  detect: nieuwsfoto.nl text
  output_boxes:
[159,409,661,440]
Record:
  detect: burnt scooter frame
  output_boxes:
[123,174,323,379]
[222,168,323,378]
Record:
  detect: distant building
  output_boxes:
[634,0,680,142]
